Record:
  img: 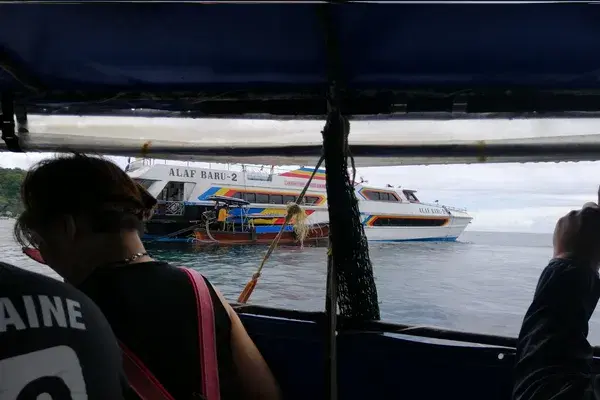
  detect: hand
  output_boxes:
[553,186,600,270]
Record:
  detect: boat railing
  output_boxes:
[419,202,468,213]
[233,303,518,352]
[418,202,438,207]
[125,159,148,173]
[445,206,468,213]
[246,171,273,182]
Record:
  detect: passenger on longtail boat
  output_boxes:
[513,193,600,400]
[14,153,281,400]
[0,261,133,399]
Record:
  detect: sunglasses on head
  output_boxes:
[23,247,47,265]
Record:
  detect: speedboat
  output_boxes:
[126,159,472,243]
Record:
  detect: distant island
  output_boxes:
[0,167,25,217]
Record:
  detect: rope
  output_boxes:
[145,221,205,243]
[203,219,218,243]
[236,155,325,304]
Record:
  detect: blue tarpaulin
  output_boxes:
[0,3,599,92]
[3,2,600,165]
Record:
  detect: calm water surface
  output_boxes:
[2,219,594,343]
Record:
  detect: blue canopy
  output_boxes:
[3,1,600,166]
[0,2,600,116]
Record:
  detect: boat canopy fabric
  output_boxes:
[3,2,600,165]
[6,115,600,166]
[1,2,600,92]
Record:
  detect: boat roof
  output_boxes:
[359,184,415,193]
[3,2,600,165]
[1,2,599,111]
[206,195,250,206]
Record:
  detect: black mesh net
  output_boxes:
[322,110,380,321]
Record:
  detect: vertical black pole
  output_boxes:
[325,250,337,400]
[320,5,340,398]
[319,3,380,399]
[1,93,21,152]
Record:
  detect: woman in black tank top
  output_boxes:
[14,153,281,400]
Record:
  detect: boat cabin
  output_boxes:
[358,187,420,204]
[403,190,420,203]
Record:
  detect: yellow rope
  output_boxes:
[237,156,325,303]
[255,204,303,276]
[288,203,309,247]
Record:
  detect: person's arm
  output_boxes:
[210,284,282,400]
[513,258,600,400]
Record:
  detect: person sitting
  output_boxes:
[0,261,132,399]
[15,153,281,400]
[513,197,600,399]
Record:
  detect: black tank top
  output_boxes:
[77,261,240,400]
[0,262,131,399]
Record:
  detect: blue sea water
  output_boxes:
[1,220,593,343]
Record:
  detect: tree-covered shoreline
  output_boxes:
[0,167,25,217]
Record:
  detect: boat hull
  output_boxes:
[363,216,471,242]
[192,224,329,247]
[237,304,515,400]
[141,204,471,244]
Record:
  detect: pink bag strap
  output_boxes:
[182,268,221,400]
[120,341,175,400]
[119,268,220,400]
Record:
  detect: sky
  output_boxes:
[2,151,596,234]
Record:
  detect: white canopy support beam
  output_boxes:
[3,115,600,166]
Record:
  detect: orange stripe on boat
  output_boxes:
[280,168,326,180]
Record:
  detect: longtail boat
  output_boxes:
[193,223,330,247]
[192,195,329,246]
[3,2,600,399]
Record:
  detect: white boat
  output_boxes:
[126,159,472,243]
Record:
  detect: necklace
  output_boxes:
[95,252,150,270]
[122,252,149,264]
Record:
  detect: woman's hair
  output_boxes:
[14,153,157,248]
